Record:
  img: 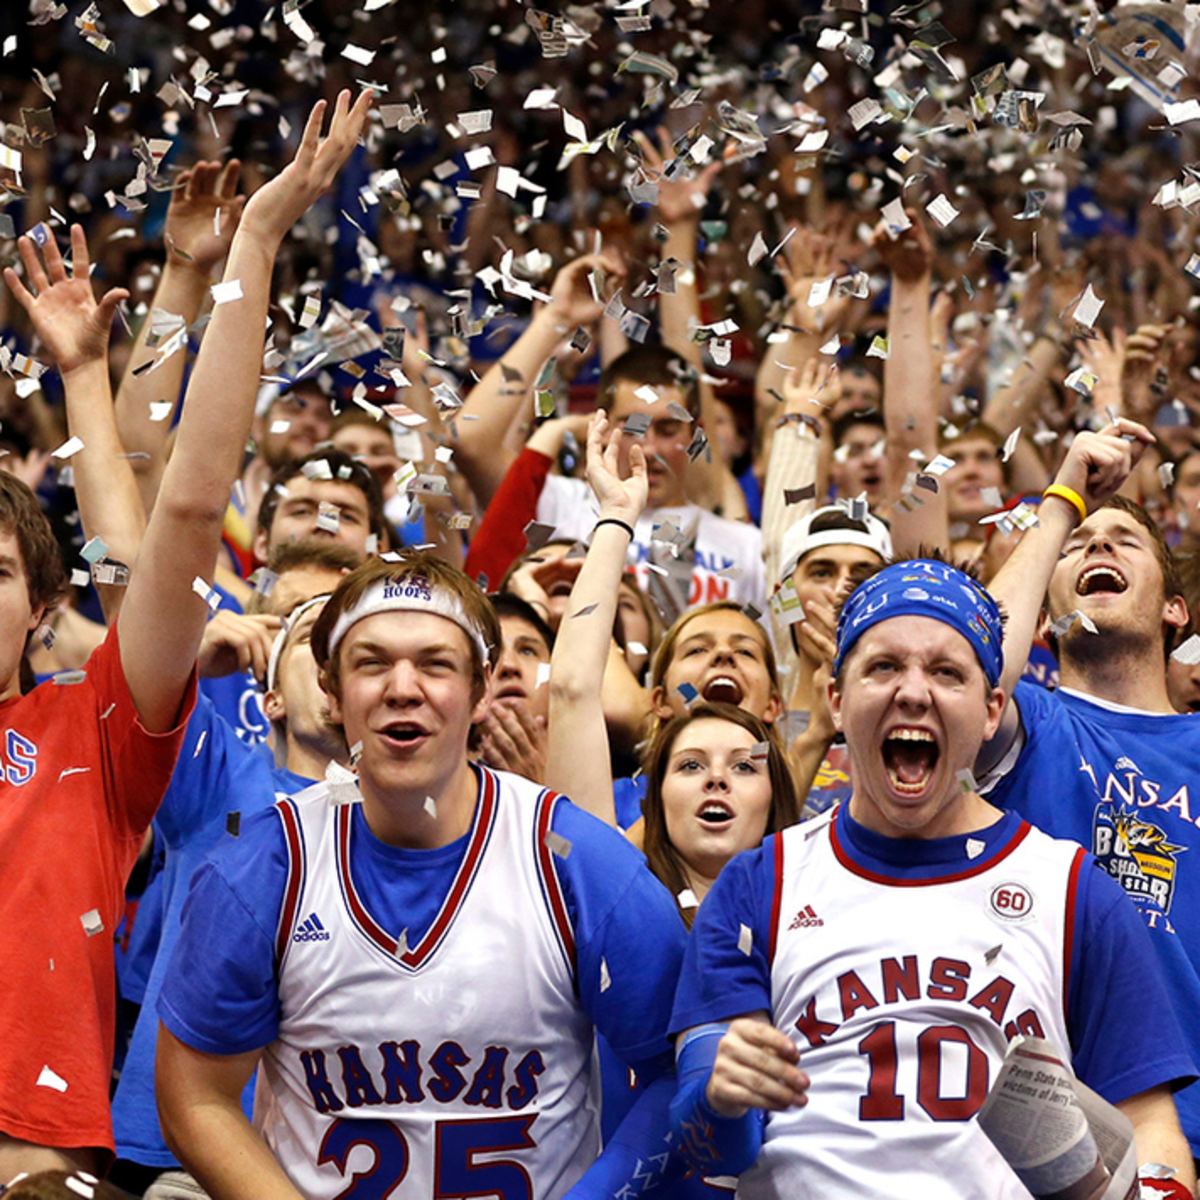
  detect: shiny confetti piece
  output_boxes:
[966,838,986,859]
[956,769,978,795]
[1001,428,1021,463]
[677,888,699,910]
[984,944,1002,964]
[1070,284,1104,329]
[52,671,87,685]
[80,536,108,564]
[544,830,572,859]
[676,681,699,707]
[1172,635,1200,665]
[210,279,243,305]
[37,1065,67,1092]
[65,1177,95,1199]
[1064,367,1098,397]
[226,811,241,837]
[192,577,221,613]
[737,924,753,956]
[925,194,959,227]
[80,909,103,936]
[52,436,85,460]
[424,796,438,818]
[599,958,611,992]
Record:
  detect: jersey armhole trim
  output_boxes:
[275,797,306,966]
[535,789,577,975]
[768,834,784,966]
[1063,846,1086,1024]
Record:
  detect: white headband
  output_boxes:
[326,577,491,666]
[266,594,332,694]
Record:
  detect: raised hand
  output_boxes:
[165,159,245,274]
[1053,417,1155,512]
[1076,327,1127,415]
[587,410,648,525]
[783,355,839,417]
[633,125,721,225]
[240,89,372,246]
[4,224,129,376]
[545,252,626,331]
[873,208,934,284]
[778,226,849,334]
[477,703,547,784]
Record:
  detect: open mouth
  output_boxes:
[1076,566,1128,596]
[702,676,744,705]
[697,801,735,827]
[380,725,428,746]
[882,727,939,795]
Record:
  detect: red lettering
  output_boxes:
[795,996,839,1048]
[916,1026,988,1120]
[838,970,880,1020]
[880,955,920,1004]
[1003,1008,1046,1042]
[927,957,970,1002]
[967,976,1014,1027]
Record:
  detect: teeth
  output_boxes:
[1079,566,1126,592]
[889,728,934,742]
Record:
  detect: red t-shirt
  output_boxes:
[0,626,194,1155]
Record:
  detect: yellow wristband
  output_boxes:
[1043,483,1087,525]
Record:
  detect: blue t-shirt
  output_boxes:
[159,771,685,1077]
[613,775,647,831]
[112,693,313,1166]
[197,580,272,750]
[671,805,1195,1115]
[989,681,1200,1152]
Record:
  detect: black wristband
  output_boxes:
[593,517,635,540]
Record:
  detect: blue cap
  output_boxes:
[833,559,1004,686]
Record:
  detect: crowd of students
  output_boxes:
[5,1,1200,1197]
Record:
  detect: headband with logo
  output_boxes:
[327,576,491,666]
[833,559,1004,686]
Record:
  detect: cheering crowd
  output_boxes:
[3,0,1200,1197]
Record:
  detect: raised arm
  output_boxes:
[875,212,946,558]
[989,418,1153,703]
[545,411,648,826]
[5,226,140,623]
[451,252,621,508]
[114,159,244,516]
[115,90,371,732]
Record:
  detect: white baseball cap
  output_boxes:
[779,505,893,584]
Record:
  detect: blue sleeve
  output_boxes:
[156,807,289,1055]
[566,1077,688,1200]
[670,842,775,1036]
[1067,858,1198,1102]
[153,693,242,849]
[551,800,687,1071]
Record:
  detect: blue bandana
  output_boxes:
[833,559,1004,686]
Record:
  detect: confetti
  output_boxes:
[544,830,572,859]
[424,796,438,818]
[52,671,87,686]
[80,909,103,936]
[925,194,960,227]
[36,1065,68,1092]
[226,811,241,837]
[1171,635,1200,665]
[677,888,699,910]
[737,924,753,956]
[52,437,85,460]
[191,577,222,613]
[1070,284,1104,330]
[80,536,109,564]
[210,279,243,305]
[599,958,611,992]
[956,768,978,795]
[966,838,986,859]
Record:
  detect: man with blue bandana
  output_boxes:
[668,424,1197,1198]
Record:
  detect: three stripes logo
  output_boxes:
[293,913,331,943]
[788,904,823,930]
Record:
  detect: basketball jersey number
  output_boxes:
[857,1021,989,1122]
[318,1114,538,1199]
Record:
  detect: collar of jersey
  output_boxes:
[832,803,1025,884]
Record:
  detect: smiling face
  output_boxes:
[1047,507,1187,657]
[660,717,774,884]
[655,608,781,722]
[326,611,490,806]
[492,614,551,722]
[831,615,1005,840]
[607,380,692,508]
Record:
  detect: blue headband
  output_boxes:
[833,559,1004,686]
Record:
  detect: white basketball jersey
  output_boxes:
[254,767,600,1199]
[739,811,1082,1200]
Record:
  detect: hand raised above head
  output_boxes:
[4,224,128,376]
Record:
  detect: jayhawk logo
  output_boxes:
[1093,805,1186,915]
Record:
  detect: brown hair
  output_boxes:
[938,420,1014,488]
[311,550,501,705]
[1,1172,132,1199]
[641,703,799,929]
[0,474,66,615]
[245,540,364,615]
[597,344,701,421]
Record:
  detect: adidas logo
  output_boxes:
[293,913,331,943]
[788,904,823,930]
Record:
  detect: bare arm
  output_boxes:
[875,214,945,558]
[113,90,371,732]
[5,226,139,625]
[114,160,244,515]
[1116,1086,1196,1193]
[157,1026,303,1200]
[546,412,648,827]
[451,253,621,508]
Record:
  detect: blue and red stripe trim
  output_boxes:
[275,798,306,963]
[338,765,498,968]
[1062,846,1086,1020]
[769,832,785,965]
[535,789,576,971]
[830,811,1033,886]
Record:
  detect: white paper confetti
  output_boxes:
[80,909,103,936]
[737,924,753,956]
[37,1065,68,1092]
[52,437,85,460]
[210,279,243,305]
[1070,284,1104,329]
[926,194,960,227]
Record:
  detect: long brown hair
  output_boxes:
[641,703,799,928]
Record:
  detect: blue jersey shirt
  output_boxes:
[989,681,1200,1153]
[159,770,685,1077]
[112,693,313,1167]
[672,805,1195,1116]
[197,581,273,750]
